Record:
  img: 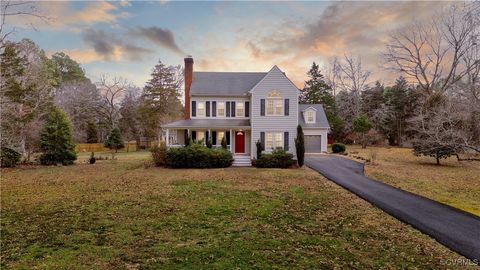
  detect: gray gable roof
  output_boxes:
[190,72,267,96]
[298,104,330,128]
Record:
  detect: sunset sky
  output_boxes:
[7,1,451,88]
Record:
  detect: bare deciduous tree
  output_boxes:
[385,2,480,95]
[329,54,371,115]
[0,1,50,45]
[97,75,131,134]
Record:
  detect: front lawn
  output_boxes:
[344,145,480,216]
[1,152,473,269]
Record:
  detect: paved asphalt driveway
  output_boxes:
[305,155,480,262]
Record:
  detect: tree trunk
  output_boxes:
[362,133,367,148]
[436,157,440,165]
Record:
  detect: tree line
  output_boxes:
[1,39,184,163]
[300,2,479,164]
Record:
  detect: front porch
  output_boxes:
[165,128,251,156]
[162,119,252,166]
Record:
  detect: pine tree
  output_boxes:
[301,62,342,141]
[104,128,124,159]
[86,122,98,143]
[300,62,334,110]
[139,60,183,141]
[295,125,305,167]
[39,107,77,165]
[353,114,373,149]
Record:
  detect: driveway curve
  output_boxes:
[305,154,480,262]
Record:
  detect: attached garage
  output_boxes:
[299,104,330,153]
[305,135,322,153]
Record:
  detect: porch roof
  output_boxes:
[163,119,251,129]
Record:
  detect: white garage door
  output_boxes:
[305,135,321,153]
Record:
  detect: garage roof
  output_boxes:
[298,104,330,129]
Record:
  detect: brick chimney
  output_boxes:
[184,56,193,120]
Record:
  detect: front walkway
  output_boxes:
[305,155,480,262]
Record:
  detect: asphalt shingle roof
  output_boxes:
[190,72,267,96]
[298,104,330,128]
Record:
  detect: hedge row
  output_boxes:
[254,148,295,168]
[166,144,233,168]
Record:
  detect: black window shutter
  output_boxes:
[192,131,197,141]
[212,131,217,145]
[284,99,289,116]
[245,101,250,117]
[191,101,196,117]
[231,101,236,117]
[284,132,289,151]
[212,101,217,117]
[226,131,230,145]
[260,99,265,116]
[226,102,231,117]
[206,101,210,117]
[260,132,265,150]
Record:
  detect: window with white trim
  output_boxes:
[197,131,205,142]
[306,110,315,123]
[267,90,283,116]
[217,131,224,145]
[265,132,283,150]
[217,102,225,117]
[236,102,244,117]
[197,102,205,116]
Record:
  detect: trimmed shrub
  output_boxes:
[1,147,21,167]
[206,138,213,148]
[89,152,96,164]
[185,135,192,147]
[151,141,167,166]
[166,144,233,168]
[332,143,346,153]
[295,125,305,167]
[221,136,227,149]
[256,140,263,159]
[254,148,295,168]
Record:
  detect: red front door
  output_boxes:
[235,131,245,153]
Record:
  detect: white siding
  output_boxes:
[250,66,299,158]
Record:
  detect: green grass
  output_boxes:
[1,152,474,269]
[344,145,480,215]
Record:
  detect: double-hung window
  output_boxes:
[306,111,315,123]
[217,131,225,145]
[217,102,225,117]
[266,90,283,116]
[236,102,244,117]
[265,132,283,150]
[197,102,205,117]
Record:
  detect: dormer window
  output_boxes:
[267,90,283,116]
[304,108,316,123]
[307,111,315,123]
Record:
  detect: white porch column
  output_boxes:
[166,129,169,147]
[230,129,233,152]
[208,129,211,145]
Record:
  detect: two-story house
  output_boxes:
[163,57,330,166]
